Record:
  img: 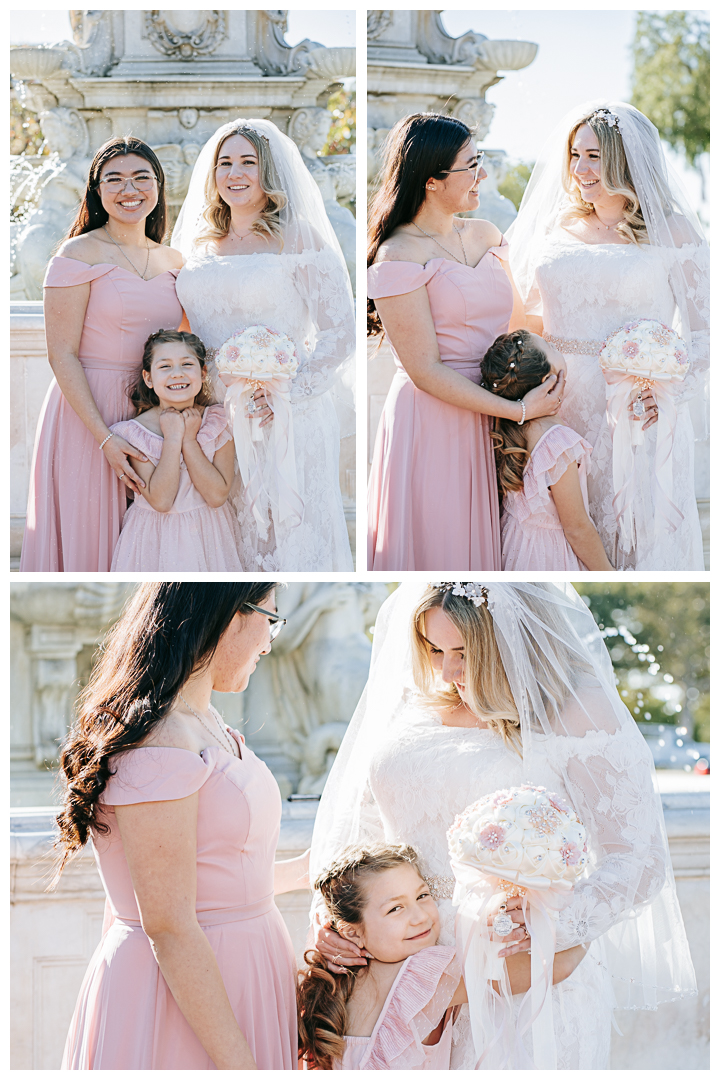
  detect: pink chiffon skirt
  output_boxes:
[368,368,501,571]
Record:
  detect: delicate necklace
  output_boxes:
[179,693,236,756]
[230,220,254,242]
[412,220,468,265]
[102,225,151,279]
[593,210,624,232]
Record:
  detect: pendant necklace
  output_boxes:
[179,693,236,756]
[102,225,151,279]
[413,220,468,265]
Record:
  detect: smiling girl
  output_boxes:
[109,329,243,571]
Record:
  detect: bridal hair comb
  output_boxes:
[588,107,620,131]
[234,123,271,144]
[430,582,490,608]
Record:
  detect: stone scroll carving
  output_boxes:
[144,10,227,60]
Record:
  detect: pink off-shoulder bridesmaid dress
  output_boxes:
[62,725,297,1070]
[19,258,183,572]
[367,241,512,571]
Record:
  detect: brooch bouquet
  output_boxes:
[599,319,688,547]
[216,326,303,534]
[448,785,587,1069]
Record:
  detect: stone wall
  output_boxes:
[10,795,709,1069]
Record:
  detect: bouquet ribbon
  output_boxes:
[452,862,571,1070]
[604,371,684,551]
[220,372,304,537]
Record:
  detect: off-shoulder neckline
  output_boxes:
[51,255,181,281]
[371,247,504,272]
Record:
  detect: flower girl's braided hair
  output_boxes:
[480,330,552,497]
[298,843,421,1070]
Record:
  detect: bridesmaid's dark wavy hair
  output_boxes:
[67,136,167,243]
[298,843,421,1070]
[129,329,214,414]
[367,113,472,336]
[480,330,552,498]
[52,583,279,884]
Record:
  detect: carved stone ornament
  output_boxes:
[367,11,394,40]
[144,10,227,60]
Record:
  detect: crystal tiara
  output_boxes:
[430,582,490,608]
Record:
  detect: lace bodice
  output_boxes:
[175,248,354,403]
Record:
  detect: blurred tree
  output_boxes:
[321,87,355,156]
[574,583,709,743]
[631,11,709,197]
[498,161,532,211]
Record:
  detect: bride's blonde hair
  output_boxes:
[411,585,589,751]
[194,124,287,249]
[561,112,650,245]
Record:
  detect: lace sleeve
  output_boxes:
[290,246,355,404]
[668,242,709,411]
[550,729,667,950]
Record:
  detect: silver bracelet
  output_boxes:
[517,400,526,426]
[99,433,114,451]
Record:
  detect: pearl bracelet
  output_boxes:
[99,433,114,451]
[517,400,526,426]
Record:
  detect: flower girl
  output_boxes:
[298,844,464,1070]
[110,329,243,571]
[481,331,614,570]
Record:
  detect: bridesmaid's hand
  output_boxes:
[629,387,659,430]
[103,433,148,493]
[316,923,371,973]
[522,369,565,420]
[247,391,274,428]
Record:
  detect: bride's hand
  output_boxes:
[522,369,565,420]
[629,387,659,430]
[247,391,274,428]
[316,922,371,973]
[486,894,531,958]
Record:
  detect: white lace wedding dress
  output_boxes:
[532,232,704,570]
[364,698,617,1070]
[176,248,354,571]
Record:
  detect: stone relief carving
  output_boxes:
[153,142,203,206]
[252,10,321,76]
[144,10,227,60]
[452,98,495,142]
[367,11,394,40]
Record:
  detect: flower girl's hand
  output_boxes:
[628,387,659,430]
[486,894,531,958]
[523,368,565,420]
[159,407,186,441]
[247,391,274,428]
[181,406,203,441]
[316,923,371,973]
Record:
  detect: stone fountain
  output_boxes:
[10,9,356,299]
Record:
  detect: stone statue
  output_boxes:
[228,583,388,795]
[10,107,91,301]
[289,107,357,291]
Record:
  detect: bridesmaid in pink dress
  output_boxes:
[367,114,564,571]
[20,136,184,572]
[55,584,305,1070]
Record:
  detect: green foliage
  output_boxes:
[497,162,532,211]
[631,11,709,169]
[321,88,355,156]
[573,583,710,743]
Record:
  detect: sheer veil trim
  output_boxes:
[310,582,696,1011]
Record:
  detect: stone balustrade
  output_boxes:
[10,794,708,1069]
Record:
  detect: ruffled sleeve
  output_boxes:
[196,404,232,455]
[361,946,461,1070]
[101,746,214,806]
[521,425,592,520]
[43,256,117,288]
[109,419,163,461]
[367,260,440,299]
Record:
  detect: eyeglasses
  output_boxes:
[246,603,287,641]
[98,174,158,192]
[445,151,485,180]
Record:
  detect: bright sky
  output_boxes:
[9,10,355,48]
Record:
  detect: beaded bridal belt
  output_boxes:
[544,333,603,356]
[426,874,456,900]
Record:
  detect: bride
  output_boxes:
[310,582,696,1068]
[508,101,708,570]
[173,119,354,571]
